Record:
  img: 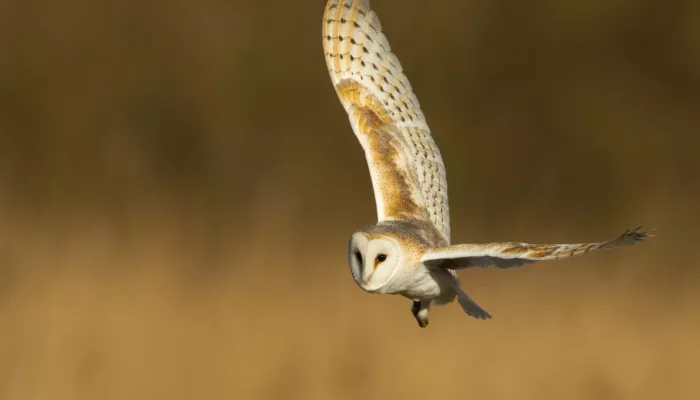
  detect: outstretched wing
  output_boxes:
[422,227,649,269]
[323,0,451,242]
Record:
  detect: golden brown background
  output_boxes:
[1,0,699,399]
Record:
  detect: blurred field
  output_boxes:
[1,0,699,399]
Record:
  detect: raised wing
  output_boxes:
[323,0,451,242]
[422,227,649,269]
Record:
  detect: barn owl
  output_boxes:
[322,0,648,327]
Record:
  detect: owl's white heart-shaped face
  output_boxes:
[348,232,403,294]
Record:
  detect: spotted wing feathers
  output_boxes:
[423,227,650,270]
[323,0,451,242]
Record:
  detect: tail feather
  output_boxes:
[457,287,492,320]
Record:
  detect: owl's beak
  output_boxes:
[363,269,375,286]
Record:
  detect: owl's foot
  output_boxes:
[411,300,430,328]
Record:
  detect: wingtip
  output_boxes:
[620,226,652,244]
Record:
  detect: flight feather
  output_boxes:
[323,0,451,242]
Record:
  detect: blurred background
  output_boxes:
[0,0,699,399]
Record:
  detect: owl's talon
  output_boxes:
[411,301,420,315]
[411,300,430,328]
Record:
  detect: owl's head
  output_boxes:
[347,231,404,293]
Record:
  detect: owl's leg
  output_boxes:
[411,300,431,328]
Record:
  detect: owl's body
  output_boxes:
[323,0,648,327]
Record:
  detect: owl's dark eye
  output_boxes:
[355,251,362,265]
[376,254,387,263]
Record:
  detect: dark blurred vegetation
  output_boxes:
[0,0,698,399]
